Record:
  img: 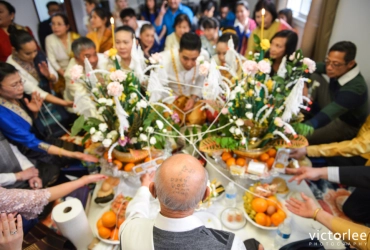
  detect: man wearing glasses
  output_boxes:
[305,41,368,149]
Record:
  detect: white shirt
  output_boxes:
[0,144,34,186]
[160,49,209,97]
[45,33,74,71]
[6,55,58,100]
[164,33,180,51]
[119,186,246,250]
[234,18,250,34]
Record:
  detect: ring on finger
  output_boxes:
[10,230,17,235]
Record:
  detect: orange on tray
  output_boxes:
[144,157,152,162]
[252,198,268,213]
[266,157,275,170]
[123,163,135,172]
[236,158,246,167]
[259,153,270,162]
[226,157,236,167]
[101,211,117,228]
[98,226,111,239]
[271,212,284,226]
[255,212,267,226]
[222,152,232,161]
[113,160,123,170]
[267,148,277,157]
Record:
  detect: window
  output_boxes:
[287,0,312,20]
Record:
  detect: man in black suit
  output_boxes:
[38,1,61,51]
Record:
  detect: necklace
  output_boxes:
[170,49,196,96]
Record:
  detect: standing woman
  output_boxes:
[113,0,129,27]
[234,0,256,55]
[86,7,113,53]
[115,26,135,70]
[141,0,158,23]
[246,0,292,55]
[45,13,80,95]
[0,1,38,62]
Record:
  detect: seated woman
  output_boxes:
[266,30,298,75]
[0,62,98,166]
[115,26,135,70]
[113,0,128,27]
[45,13,80,95]
[86,7,113,53]
[164,14,191,51]
[139,24,160,58]
[234,0,256,54]
[0,1,39,62]
[200,17,219,57]
[246,0,292,55]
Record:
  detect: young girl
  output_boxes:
[164,14,191,51]
[234,0,256,55]
[86,7,113,53]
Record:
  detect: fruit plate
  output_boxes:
[94,206,120,245]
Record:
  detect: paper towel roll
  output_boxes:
[52,198,93,250]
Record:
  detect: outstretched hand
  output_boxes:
[286,192,320,219]
[289,147,307,160]
[24,92,43,113]
[286,167,327,185]
[140,172,155,187]
[74,152,99,163]
[0,213,23,250]
[38,61,50,79]
[81,174,108,185]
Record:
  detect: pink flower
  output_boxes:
[199,61,210,76]
[221,108,229,114]
[274,117,284,127]
[70,65,83,81]
[107,82,124,97]
[110,70,127,82]
[118,137,130,147]
[303,57,316,73]
[149,53,162,64]
[171,112,180,124]
[242,60,258,75]
[257,60,271,74]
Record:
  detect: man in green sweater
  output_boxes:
[306,41,368,145]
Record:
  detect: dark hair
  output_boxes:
[143,0,157,20]
[270,30,298,58]
[278,8,293,26]
[0,62,18,84]
[217,33,239,50]
[71,37,96,57]
[9,30,35,51]
[202,17,219,29]
[220,2,229,9]
[180,32,201,52]
[173,14,191,29]
[140,23,154,34]
[115,25,135,39]
[91,7,111,27]
[120,7,136,20]
[235,0,249,11]
[85,0,99,5]
[253,0,278,22]
[46,1,59,9]
[51,13,70,26]
[329,41,357,62]
[200,0,215,13]
[0,1,15,14]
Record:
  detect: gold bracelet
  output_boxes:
[313,208,322,221]
[59,148,63,158]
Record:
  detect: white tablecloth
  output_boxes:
[87,159,345,250]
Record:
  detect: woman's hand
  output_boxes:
[38,61,51,79]
[289,147,307,160]
[80,174,108,185]
[29,176,42,189]
[73,152,99,163]
[24,92,43,113]
[57,69,65,76]
[286,167,328,185]
[0,213,23,250]
[286,192,320,219]
[63,100,74,107]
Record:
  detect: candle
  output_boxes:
[261,8,265,40]
[110,17,115,48]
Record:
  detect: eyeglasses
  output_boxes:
[8,79,26,90]
[324,59,347,68]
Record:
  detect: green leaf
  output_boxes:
[291,123,314,136]
[82,133,91,145]
[71,116,85,136]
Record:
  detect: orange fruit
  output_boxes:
[124,163,135,172]
[277,209,286,219]
[266,196,278,208]
[117,217,125,228]
[271,212,284,226]
[255,212,267,226]
[101,211,117,228]
[96,218,104,228]
[252,198,268,213]
[110,228,119,241]
[236,158,246,166]
[222,152,232,162]
[259,153,270,162]
[144,157,152,162]
[226,157,236,167]
[113,160,123,170]
[266,157,275,169]
[98,226,111,239]
[267,148,277,158]
[265,215,272,227]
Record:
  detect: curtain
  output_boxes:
[301,0,340,61]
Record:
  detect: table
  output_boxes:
[87,159,345,250]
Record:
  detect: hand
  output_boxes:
[24,92,43,113]
[289,147,307,160]
[183,98,195,112]
[57,69,65,76]
[286,167,327,185]
[38,61,51,79]
[74,152,99,163]
[140,172,155,187]
[286,192,320,219]
[159,1,167,16]
[80,174,108,185]
[18,167,39,181]
[0,213,23,250]
[63,100,74,107]
[29,176,42,189]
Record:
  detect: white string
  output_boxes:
[41,102,71,135]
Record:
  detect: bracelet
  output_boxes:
[313,208,322,221]
[59,148,63,158]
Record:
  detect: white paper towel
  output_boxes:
[52,198,93,250]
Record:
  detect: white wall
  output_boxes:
[329,0,370,102]
[11,0,40,44]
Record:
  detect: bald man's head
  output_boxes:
[153,154,208,211]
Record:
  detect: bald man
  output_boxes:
[119,154,246,250]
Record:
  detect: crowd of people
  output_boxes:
[0,0,369,249]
